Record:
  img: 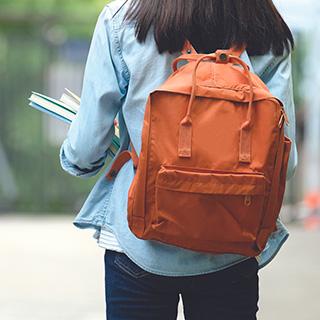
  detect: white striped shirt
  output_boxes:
[98,227,124,253]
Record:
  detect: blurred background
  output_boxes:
[0,0,107,213]
[0,0,319,319]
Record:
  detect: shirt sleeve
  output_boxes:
[60,6,129,178]
[252,52,298,181]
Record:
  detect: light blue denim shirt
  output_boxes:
[60,0,298,276]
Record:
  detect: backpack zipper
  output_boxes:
[278,107,289,128]
[244,195,252,206]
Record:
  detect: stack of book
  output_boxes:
[28,89,120,158]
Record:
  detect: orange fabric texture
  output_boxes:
[109,49,291,257]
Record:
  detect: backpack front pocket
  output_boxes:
[152,166,269,254]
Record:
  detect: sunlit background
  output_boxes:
[0,0,319,319]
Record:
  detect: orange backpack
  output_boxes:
[106,42,291,257]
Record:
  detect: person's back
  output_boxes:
[60,0,298,319]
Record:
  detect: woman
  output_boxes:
[60,0,297,319]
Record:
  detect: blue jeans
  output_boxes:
[104,250,259,320]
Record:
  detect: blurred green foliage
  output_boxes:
[0,0,106,15]
[0,1,111,213]
[0,0,109,37]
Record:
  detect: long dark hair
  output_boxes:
[125,0,294,56]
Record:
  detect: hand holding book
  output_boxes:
[28,89,120,158]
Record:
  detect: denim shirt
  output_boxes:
[60,0,298,276]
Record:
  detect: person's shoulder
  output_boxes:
[250,49,291,80]
[96,0,132,31]
[105,0,132,20]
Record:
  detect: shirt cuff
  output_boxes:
[59,140,103,178]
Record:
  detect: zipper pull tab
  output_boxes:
[244,195,252,206]
[278,108,289,128]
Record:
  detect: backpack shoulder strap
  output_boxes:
[183,40,245,57]
[106,142,138,180]
[182,40,198,55]
[229,45,246,57]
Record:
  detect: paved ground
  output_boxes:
[0,214,319,320]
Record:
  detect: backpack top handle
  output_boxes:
[178,51,254,164]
